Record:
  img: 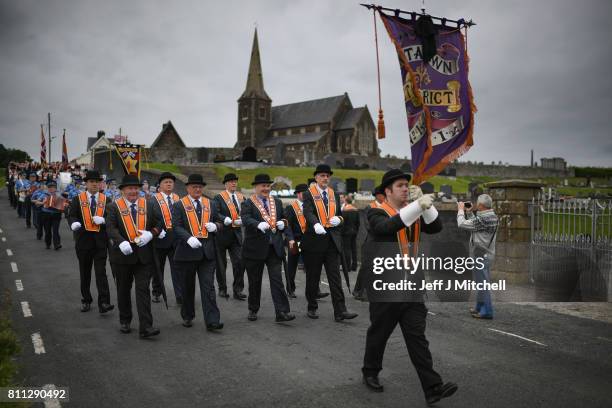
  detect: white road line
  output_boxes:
[0,227,3,233]
[320,280,329,286]
[21,301,32,317]
[1,237,5,242]
[15,280,23,291]
[488,328,546,346]
[11,262,18,272]
[31,332,46,354]
[42,384,63,408]
[428,311,437,315]
[6,248,13,256]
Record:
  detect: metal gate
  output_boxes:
[529,196,612,301]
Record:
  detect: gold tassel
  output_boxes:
[377,109,386,139]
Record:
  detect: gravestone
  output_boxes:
[440,184,453,198]
[360,178,375,193]
[400,161,412,172]
[346,178,358,194]
[330,177,342,191]
[420,181,434,194]
[336,181,346,193]
[242,147,257,162]
[344,157,356,169]
[274,143,286,164]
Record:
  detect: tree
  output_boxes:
[0,144,32,168]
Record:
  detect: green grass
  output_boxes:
[538,212,612,237]
[146,162,181,173]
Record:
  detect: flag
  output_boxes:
[379,11,476,184]
[40,125,47,166]
[115,143,141,176]
[61,129,69,168]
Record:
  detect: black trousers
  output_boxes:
[303,245,347,316]
[153,246,182,300]
[41,211,61,248]
[215,235,245,294]
[285,249,300,294]
[177,258,220,324]
[363,302,442,393]
[114,262,154,332]
[342,234,358,270]
[77,247,111,307]
[24,196,33,227]
[244,246,290,315]
[35,207,43,239]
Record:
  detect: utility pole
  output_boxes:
[48,112,51,163]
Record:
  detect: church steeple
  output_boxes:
[240,28,270,101]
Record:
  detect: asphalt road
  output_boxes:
[1,189,611,407]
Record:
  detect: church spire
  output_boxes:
[240,28,271,101]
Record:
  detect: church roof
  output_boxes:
[240,29,271,101]
[270,94,348,130]
[337,107,368,130]
[258,131,327,147]
[150,121,186,148]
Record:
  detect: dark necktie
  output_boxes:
[322,190,329,210]
[167,195,173,210]
[195,199,202,222]
[262,197,269,214]
[90,194,96,217]
[130,203,137,223]
[232,194,240,211]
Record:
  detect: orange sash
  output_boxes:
[290,200,306,233]
[220,191,243,228]
[369,201,380,208]
[379,201,415,257]
[155,192,179,229]
[250,194,277,231]
[79,192,106,232]
[308,184,336,228]
[115,198,147,243]
[180,196,210,239]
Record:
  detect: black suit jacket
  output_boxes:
[212,192,244,247]
[241,196,293,260]
[68,193,108,251]
[151,195,177,250]
[301,187,343,253]
[341,207,361,236]
[284,202,304,243]
[106,198,161,265]
[172,198,221,262]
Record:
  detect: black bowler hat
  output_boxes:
[83,170,102,182]
[223,173,238,184]
[158,172,176,184]
[251,174,273,185]
[379,169,411,190]
[314,164,333,176]
[294,183,308,194]
[185,174,207,186]
[373,185,384,196]
[118,174,143,189]
[46,180,57,187]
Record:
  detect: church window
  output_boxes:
[273,130,279,137]
[300,128,306,134]
[315,125,321,132]
[243,127,247,135]
[259,106,266,119]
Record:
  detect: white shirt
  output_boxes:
[86,191,100,202]
[226,190,241,211]
[188,195,202,208]
[160,191,175,204]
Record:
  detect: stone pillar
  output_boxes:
[484,179,543,284]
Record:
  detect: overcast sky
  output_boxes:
[1,0,611,167]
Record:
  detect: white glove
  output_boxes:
[119,241,133,255]
[257,222,270,233]
[276,220,285,231]
[158,229,167,239]
[70,222,82,231]
[409,185,423,201]
[329,216,341,227]
[223,217,232,226]
[92,216,105,225]
[399,200,423,227]
[418,194,435,210]
[314,223,327,235]
[187,236,202,248]
[234,218,242,226]
[136,230,153,247]
[205,222,217,232]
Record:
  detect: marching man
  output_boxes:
[284,183,309,298]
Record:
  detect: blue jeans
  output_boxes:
[473,256,493,317]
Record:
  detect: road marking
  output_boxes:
[31,332,46,354]
[21,301,32,317]
[0,228,3,233]
[15,280,23,291]
[1,237,5,242]
[6,248,13,256]
[428,311,437,315]
[11,262,18,272]
[488,328,546,346]
[320,280,329,286]
[42,384,62,408]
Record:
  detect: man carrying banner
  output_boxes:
[151,172,182,305]
[213,173,246,300]
[301,164,357,322]
[241,174,295,323]
[40,180,67,250]
[106,174,162,338]
[284,183,308,298]
[68,170,114,314]
[172,174,223,331]
[361,169,457,405]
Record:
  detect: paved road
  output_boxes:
[1,189,611,407]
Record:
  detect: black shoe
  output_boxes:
[335,311,358,322]
[120,323,131,334]
[316,291,330,299]
[54,245,62,250]
[426,382,458,405]
[176,297,183,305]
[152,294,161,303]
[99,303,114,314]
[206,322,224,331]
[219,289,229,298]
[247,311,258,321]
[275,312,296,322]
[182,319,193,328]
[363,375,384,392]
[37,236,42,240]
[233,292,247,301]
[287,291,297,298]
[46,245,51,250]
[80,303,91,312]
[139,327,160,338]
[307,310,319,319]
